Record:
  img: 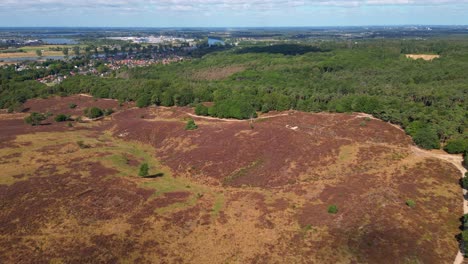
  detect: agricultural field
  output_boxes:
[0,45,82,59]
[0,95,463,263]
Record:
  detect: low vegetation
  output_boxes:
[84,107,104,119]
[24,112,46,126]
[328,205,338,214]
[406,199,416,208]
[138,163,149,177]
[185,119,198,130]
[461,214,468,257]
[54,114,71,122]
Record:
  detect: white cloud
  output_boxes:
[0,0,467,13]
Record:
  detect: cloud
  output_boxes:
[0,0,467,13]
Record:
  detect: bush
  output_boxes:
[69,103,77,109]
[195,104,209,116]
[462,177,468,189]
[462,229,468,257]
[185,119,198,130]
[76,140,90,149]
[406,199,416,208]
[24,112,46,126]
[54,114,71,122]
[444,138,468,154]
[84,107,104,119]
[104,108,114,116]
[139,163,149,177]
[328,205,338,214]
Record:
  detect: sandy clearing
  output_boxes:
[406,54,440,61]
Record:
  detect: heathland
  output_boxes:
[0,37,467,263]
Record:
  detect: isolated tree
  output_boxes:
[85,46,92,57]
[139,163,149,177]
[35,49,42,57]
[62,47,69,58]
[72,46,80,56]
[103,46,110,57]
[24,112,46,126]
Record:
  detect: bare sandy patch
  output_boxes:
[406,54,440,61]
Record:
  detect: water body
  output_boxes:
[208,38,225,46]
[41,38,77,44]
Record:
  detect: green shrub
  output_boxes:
[185,119,198,130]
[406,199,416,208]
[69,103,77,109]
[195,104,209,116]
[104,108,114,116]
[84,107,104,119]
[54,114,71,122]
[462,230,468,257]
[328,205,338,214]
[76,140,90,149]
[139,163,149,177]
[462,177,468,189]
[24,112,46,126]
[444,138,468,154]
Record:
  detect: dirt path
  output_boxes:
[411,147,467,264]
[77,94,116,101]
[355,113,405,132]
[186,112,292,122]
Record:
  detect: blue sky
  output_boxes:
[0,0,467,27]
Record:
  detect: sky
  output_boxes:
[0,0,467,27]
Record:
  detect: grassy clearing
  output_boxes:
[211,194,225,217]
[0,45,85,59]
[338,145,358,162]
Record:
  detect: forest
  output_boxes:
[0,38,467,152]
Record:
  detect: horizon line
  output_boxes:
[1,25,468,29]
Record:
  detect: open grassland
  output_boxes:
[0,45,85,59]
[0,96,464,263]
